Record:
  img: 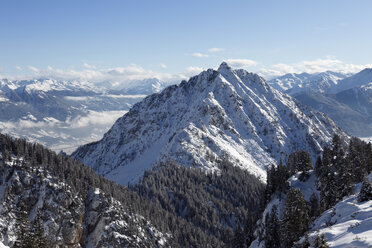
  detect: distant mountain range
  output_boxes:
[269,71,350,94]
[269,69,372,137]
[0,78,168,153]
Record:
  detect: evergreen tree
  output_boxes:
[14,203,33,248]
[313,233,330,248]
[232,225,246,248]
[287,150,313,179]
[318,146,339,212]
[282,189,309,248]
[347,138,367,182]
[309,193,319,219]
[264,205,281,248]
[337,159,354,198]
[358,177,372,202]
[302,232,311,248]
[32,209,47,248]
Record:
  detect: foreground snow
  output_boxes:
[252,171,372,247]
[307,174,372,247]
[360,136,372,144]
[0,241,8,248]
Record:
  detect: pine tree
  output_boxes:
[264,205,281,248]
[282,189,309,248]
[309,193,319,219]
[302,232,311,248]
[32,209,47,248]
[347,138,367,182]
[14,202,33,248]
[232,225,245,248]
[337,159,354,198]
[313,233,330,248]
[358,177,372,202]
[287,150,313,179]
[275,161,289,194]
[318,146,339,212]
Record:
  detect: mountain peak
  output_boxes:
[217,61,232,72]
[73,64,348,185]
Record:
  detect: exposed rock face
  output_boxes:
[73,62,348,185]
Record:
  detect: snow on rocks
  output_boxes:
[73,62,347,185]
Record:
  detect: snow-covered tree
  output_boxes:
[313,233,329,248]
[282,189,309,248]
[287,150,313,179]
[358,177,372,202]
[264,205,281,248]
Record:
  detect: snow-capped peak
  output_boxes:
[217,61,233,72]
[72,64,348,185]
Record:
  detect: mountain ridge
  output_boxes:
[72,62,348,185]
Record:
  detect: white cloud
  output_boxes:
[12,64,189,89]
[159,63,167,69]
[28,66,39,72]
[258,58,372,78]
[9,57,372,88]
[208,47,224,53]
[184,66,204,76]
[191,53,209,58]
[15,66,22,71]
[82,63,96,69]
[67,110,127,128]
[225,59,258,68]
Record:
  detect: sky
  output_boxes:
[1,0,372,84]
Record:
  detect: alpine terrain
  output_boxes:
[0,78,166,153]
[72,62,348,185]
[269,71,350,95]
[285,68,372,138]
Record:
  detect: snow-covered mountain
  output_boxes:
[331,68,372,93]
[72,62,347,185]
[269,71,350,95]
[0,78,166,153]
[295,82,372,137]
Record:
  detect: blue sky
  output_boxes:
[1,0,372,82]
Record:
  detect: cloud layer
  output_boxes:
[258,58,372,78]
[4,58,372,86]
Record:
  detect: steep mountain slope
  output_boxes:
[295,82,372,137]
[269,71,349,95]
[72,62,347,185]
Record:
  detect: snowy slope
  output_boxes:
[72,62,347,185]
[308,189,372,247]
[251,171,372,248]
[302,173,372,248]
[269,71,349,95]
